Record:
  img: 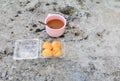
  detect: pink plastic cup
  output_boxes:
[45,14,66,37]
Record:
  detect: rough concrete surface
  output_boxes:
[0,0,120,81]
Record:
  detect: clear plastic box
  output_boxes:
[39,40,65,58]
[13,39,39,60]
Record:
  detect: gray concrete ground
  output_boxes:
[0,0,120,81]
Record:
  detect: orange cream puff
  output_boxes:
[42,41,52,50]
[52,40,62,49]
[42,49,53,57]
[52,47,61,57]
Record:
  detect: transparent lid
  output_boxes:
[13,39,39,60]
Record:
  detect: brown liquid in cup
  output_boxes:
[47,19,64,29]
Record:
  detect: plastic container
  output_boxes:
[39,40,65,58]
[13,39,39,60]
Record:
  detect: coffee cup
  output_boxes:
[44,14,66,37]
